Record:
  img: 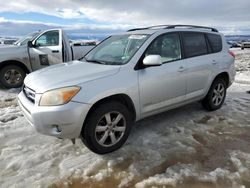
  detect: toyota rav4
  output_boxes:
[18,25,235,154]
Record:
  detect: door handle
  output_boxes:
[212,60,218,65]
[52,50,59,53]
[178,66,187,72]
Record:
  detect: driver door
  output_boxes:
[29,29,63,71]
[139,33,187,117]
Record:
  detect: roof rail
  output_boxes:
[165,25,218,32]
[127,27,149,32]
[127,24,218,32]
[127,25,171,32]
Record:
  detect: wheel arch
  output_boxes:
[0,60,30,74]
[84,94,137,124]
[213,71,230,88]
[203,71,230,99]
[202,71,229,111]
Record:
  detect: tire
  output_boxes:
[202,78,227,111]
[0,65,26,88]
[81,101,133,154]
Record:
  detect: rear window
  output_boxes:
[207,33,222,53]
[182,32,208,58]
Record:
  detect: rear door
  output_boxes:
[181,32,218,99]
[29,29,63,71]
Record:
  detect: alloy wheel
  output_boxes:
[212,83,225,106]
[95,111,126,147]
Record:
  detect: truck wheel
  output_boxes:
[202,78,227,111]
[81,101,133,154]
[0,65,26,88]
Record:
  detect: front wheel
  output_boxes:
[0,65,26,88]
[81,101,133,154]
[202,78,227,111]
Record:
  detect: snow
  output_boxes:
[0,49,250,188]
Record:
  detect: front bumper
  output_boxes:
[18,91,91,139]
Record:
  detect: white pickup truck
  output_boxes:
[0,29,95,88]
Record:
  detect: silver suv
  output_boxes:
[18,25,236,154]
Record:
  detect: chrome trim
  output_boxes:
[23,85,35,103]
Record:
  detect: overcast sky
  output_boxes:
[0,0,250,37]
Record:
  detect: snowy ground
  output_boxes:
[0,49,250,188]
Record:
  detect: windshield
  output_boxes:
[84,34,149,65]
[14,31,41,46]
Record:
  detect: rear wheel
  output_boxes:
[0,65,26,88]
[202,78,227,111]
[81,101,133,154]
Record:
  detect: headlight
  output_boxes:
[39,86,80,106]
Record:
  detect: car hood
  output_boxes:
[24,60,121,93]
[0,45,25,53]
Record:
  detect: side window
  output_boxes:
[207,33,222,53]
[35,30,59,47]
[145,33,181,63]
[182,32,208,58]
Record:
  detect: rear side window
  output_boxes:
[207,33,222,53]
[182,32,208,58]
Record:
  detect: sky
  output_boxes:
[0,0,250,38]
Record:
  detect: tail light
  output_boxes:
[228,50,235,58]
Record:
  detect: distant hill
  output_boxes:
[69,35,250,43]
[1,34,250,44]
[68,34,250,43]
[67,34,108,41]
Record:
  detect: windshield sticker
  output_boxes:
[128,35,147,40]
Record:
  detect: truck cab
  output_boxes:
[0,29,95,88]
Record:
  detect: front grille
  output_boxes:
[23,85,35,103]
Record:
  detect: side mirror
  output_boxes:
[143,55,162,66]
[27,41,34,48]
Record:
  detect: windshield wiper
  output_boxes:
[79,56,86,61]
[85,58,106,65]
[83,57,121,65]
